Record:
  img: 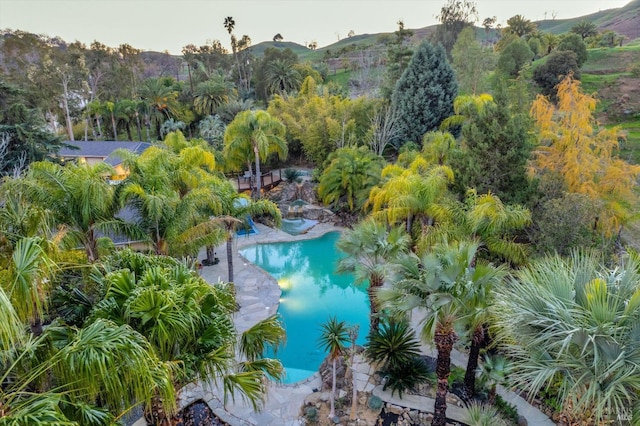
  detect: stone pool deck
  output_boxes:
[134,221,555,425]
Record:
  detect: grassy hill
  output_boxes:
[249,41,310,57]
[536,0,640,40]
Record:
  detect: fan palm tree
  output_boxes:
[318,146,385,213]
[491,250,640,423]
[223,110,287,198]
[318,316,350,420]
[379,241,501,426]
[337,219,410,333]
[478,354,508,405]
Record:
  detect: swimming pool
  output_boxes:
[239,232,370,384]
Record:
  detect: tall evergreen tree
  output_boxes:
[391,41,457,146]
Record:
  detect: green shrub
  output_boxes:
[494,394,519,424]
[304,406,318,422]
[629,62,640,78]
[383,356,434,398]
[367,395,383,410]
[283,168,303,183]
[465,402,506,426]
[448,366,466,387]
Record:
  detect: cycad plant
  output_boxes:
[492,249,640,423]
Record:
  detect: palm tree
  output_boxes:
[478,354,508,405]
[193,74,236,116]
[90,249,285,421]
[417,189,531,266]
[379,241,499,426]
[491,250,640,423]
[264,59,302,97]
[318,146,385,213]
[115,98,139,140]
[118,141,226,257]
[318,316,350,420]
[104,100,118,140]
[86,99,104,139]
[223,110,287,198]
[337,219,410,333]
[368,156,455,236]
[18,161,142,262]
[0,242,175,424]
[3,237,55,336]
[214,187,282,282]
[138,78,179,139]
[503,14,537,37]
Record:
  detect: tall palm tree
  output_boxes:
[337,219,410,333]
[318,316,350,420]
[86,99,104,139]
[115,98,139,141]
[104,100,118,140]
[379,241,500,426]
[214,187,281,282]
[492,250,640,423]
[223,110,287,198]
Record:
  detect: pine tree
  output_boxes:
[392,41,457,146]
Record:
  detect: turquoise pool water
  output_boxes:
[239,232,370,383]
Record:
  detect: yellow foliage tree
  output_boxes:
[529,74,640,235]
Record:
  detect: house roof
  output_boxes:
[59,141,152,165]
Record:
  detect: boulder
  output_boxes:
[386,404,404,415]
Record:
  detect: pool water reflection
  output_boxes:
[239,232,370,383]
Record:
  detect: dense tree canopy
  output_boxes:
[449,89,535,204]
[529,75,640,235]
[392,41,457,146]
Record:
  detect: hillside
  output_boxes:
[537,0,640,40]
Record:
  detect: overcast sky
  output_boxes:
[0,0,630,54]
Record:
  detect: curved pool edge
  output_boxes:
[235,222,344,250]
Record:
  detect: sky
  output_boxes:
[0,0,631,54]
